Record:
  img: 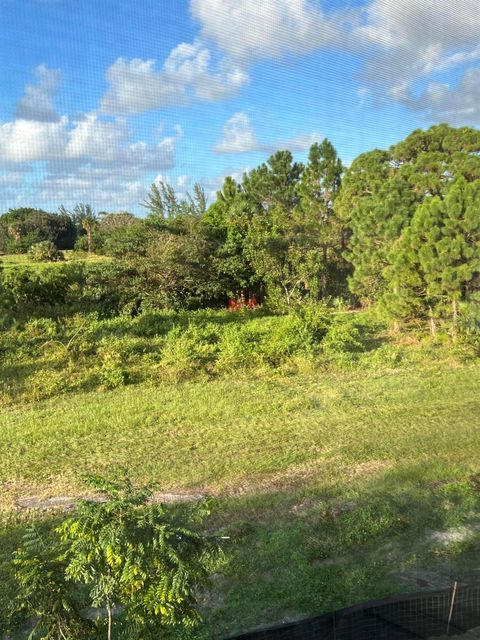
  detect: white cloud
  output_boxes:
[358,0,480,54]
[0,172,24,187]
[38,124,177,210]
[0,117,69,163]
[39,166,148,210]
[173,124,184,138]
[176,174,190,189]
[164,40,249,101]
[0,108,180,211]
[16,64,62,123]
[0,112,177,171]
[100,58,188,115]
[214,112,319,154]
[100,40,248,116]
[66,113,129,162]
[214,112,258,153]
[355,0,480,123]
[190,0,343,61]
[395,68,480,125]
[190,0,480,126]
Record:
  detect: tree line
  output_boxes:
[2,123,480,330]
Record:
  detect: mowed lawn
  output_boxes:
[0,251,108,271]
[1,362,479,505]
[2,362,480,636]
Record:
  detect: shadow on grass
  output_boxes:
[2,442,479,638]
[203,464,480,637]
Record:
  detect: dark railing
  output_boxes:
[227,583,480,640]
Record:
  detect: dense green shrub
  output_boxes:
[215,323,264,372]
[160,324,220,379]
[28,240,64,262]
[8,477,223,640]
[322,319,364,355]
[25,369,68,401]
[0,207,77,253]
[22,317,58,340]
[456,302,480,355]
[96,336,132,389]
[0,305,472,405]
[3,266,73,310]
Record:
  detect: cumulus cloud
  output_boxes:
[355,0,480,123]
[100,40,248,115]
[393,68,480,125]
[0,172,24,187]
[39,166,148,210]
[164,40,249,101]
[176,174,190,189]
[190,0,343,62]
[0,113,177,171]
[0,109,181,211]
[214,112,319,154]
[42,125,177,208]
[0,117,69,163]
[214,112,258,153]
[100,58,188,115]
[357,0,480,54]
[0,58,191,211]
[190,0,480,125]
[16,64,62,123]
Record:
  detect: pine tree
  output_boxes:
[382,178,480,331]
[296,140,344,297]
[339,125,480,306]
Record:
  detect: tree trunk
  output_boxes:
[87,226,93,254]
[321,244,328,298]
[428,307,437,338]
[452,299,459,340]
[107,604,113,640]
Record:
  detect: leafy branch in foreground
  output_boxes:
[11,524,92,640]
[10,475,224,640]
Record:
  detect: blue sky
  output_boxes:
[1,0,479,214]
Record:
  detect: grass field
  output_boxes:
[1,357,480,636]
[0,251,107,271]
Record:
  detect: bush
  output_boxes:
[28,240,64,262]
[216,324,263,372]
[292,300,332,342]
[96,336,131,388]
[22,317,58,340]
[160,324,219,379]
[24,369,68,401]
[359,344,403,369]
[456,302,480,356]
[3,265,73,313]
[9,476,223,640]
[321,318,366,367]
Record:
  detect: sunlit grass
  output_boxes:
[1,362,479,503]
[1,323,480,636]
[0,251,108,270]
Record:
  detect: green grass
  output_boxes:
[1,309,480,637]
[1,363,480,500]
[0,251,108,270]
[2,361,480,636]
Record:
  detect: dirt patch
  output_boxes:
[426,522,480,545]
[15,491,207,512]
[221,454,340,497]
[349,460,392,478]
